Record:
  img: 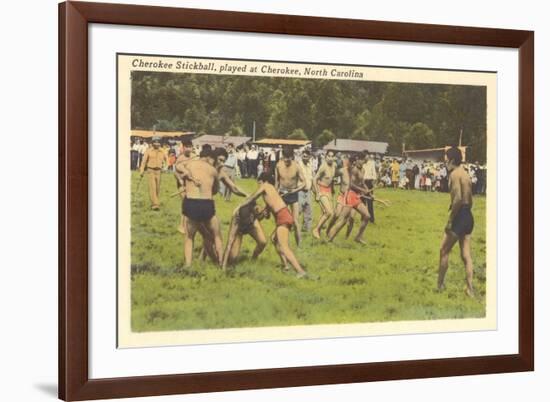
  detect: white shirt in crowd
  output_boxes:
[136,142,148,154]
[237,150,247,161]
[247,148,259,160]
[363,158,377,181]
[297,160,313,191]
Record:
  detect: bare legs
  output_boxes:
[289,202,301,246]
[313,196,333,239]
[272,226,306,276]
[325,202,343,235]
[177,215,186,235]
[460,235,474,297]
[206,216,224,266]
[221,216,240,270]
[184,219,199,268]
[250,221,267,259]
[222,219,267,270]
[184,216,223,268]
[438,231,474,297]
[327,206,352,241]
[328,203,369,243]
[353,203,370,244]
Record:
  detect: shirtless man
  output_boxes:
[312,150,337,239]
[328,155,371,243]
[438,146,475,297]
[179,147,223,267]
[174,140,195,234]
[275,147,305,246]
[325,155,353,236]
[238,172,307,278]
[221,201,269,270]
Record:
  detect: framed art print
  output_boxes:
[59,1,534,400]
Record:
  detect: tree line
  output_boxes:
[131,71,487,162]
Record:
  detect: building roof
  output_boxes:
[323,139,388,154]
[131,130,195,138]
[192,134,252,148]
[254,138,311,146]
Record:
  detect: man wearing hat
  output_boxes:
[139,136,167,210]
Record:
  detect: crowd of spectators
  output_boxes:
[130,138,487,196]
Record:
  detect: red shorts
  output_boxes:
[275,207,294,228]
[338,190,361,208]
[318,183,332,196]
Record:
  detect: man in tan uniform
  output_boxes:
[139,136,167,210]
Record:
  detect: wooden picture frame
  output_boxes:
[59,1,534,400]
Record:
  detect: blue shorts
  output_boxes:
[451,206,474,237]
[282,191,299,205]
[182,198,216,222]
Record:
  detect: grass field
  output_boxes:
[130,171,487,332]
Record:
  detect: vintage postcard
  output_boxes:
[117,54,496,348]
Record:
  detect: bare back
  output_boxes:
[185,159,218,199]
[175,154,193,185]
[261,183,287,213]
[175,154,193,173]
[449,166,473,207]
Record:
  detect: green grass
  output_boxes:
[130,171,487,332]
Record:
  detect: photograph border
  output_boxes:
[116,52,498,348]
[59,1,534,400]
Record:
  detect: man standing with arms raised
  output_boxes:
[275,147,306,246]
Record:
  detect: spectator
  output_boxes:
[413,163,420,189]
[167,149,176,172]
[130,139,140,170]
[297,150,314,232]
[391,159,400,189]
[136,139,148,169]
[362,151,377,223]
[221,143,238,201]
[237,145,248,178]
[247,145,259,178]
